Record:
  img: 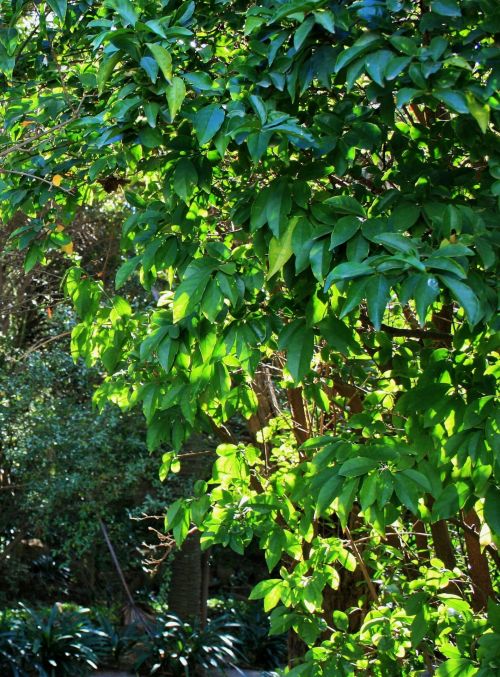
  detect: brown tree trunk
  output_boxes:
[430,520,456,569]
[167,435,213,622]
[462,509,494,611]
[168,531,204,620]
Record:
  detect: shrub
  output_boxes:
[0,605,106,677]
[210,598,287,670]
[93,611,141,669]
[134,611,240,676]
[0,610,27,677]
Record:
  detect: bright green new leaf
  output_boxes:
[267,219,297,279]
[173,259,216,322]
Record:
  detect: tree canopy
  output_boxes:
[0,0,499,673]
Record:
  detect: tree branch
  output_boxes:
[0,168,74,194]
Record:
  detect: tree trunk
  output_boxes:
[462,509,494,611]
[167,435,213,622]
[168,531,204,620]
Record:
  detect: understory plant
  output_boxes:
[0,605,105,677]
[133,612,240,675]
[210,598,287,670]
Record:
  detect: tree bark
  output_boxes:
[462,509,494,611]
[167,435,213,622]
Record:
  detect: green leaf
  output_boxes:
[432,482,469,521]
[24,245,42,273]
[414,274,440,325]
[173,158,198,202]
[394,474,419,513]
[400,468,432,493]
[97,52,121,95]
[324,195,365,217]
[111,0,138,26]
[366,275,390,330]
[173,259,216,322]
[431,0,461,17]
[335,33,381,72]
[411,606,430,647]
[193,104,225,145]
[266,179,292,237]
[143,102,160,127]
[158,337,179,374]
[278,319,314,383]
[166,76,186,119]
[389,36,418,56]
[435,659,477,677]
[339,278,369,318]
[146,43,172,81]
[396,88,421,108]
[318,315,360,355]
[365,50,393,87]
[484,485,500,537]
[466,93,490,133]
[115,255,140,289]
[47,0,67,21]
[374,232,415,253]
[294,16,314,51]
[315,475,343,515]
[339,457,378,477]
[359,473,378,510]
[433,89,469,114]
[249,578,282,600]
[324,262,372,290]
[267,220,297,279]
[140,56,159,83]
[332,610,349,631]
[330,216,360,250]
[439,275,482,326]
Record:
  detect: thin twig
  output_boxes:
[346,526,378,602]
[0,168,74,194]
[20,331,71,358]
[0,100,85,159]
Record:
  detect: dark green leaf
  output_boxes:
[439,275,482,326]
[366,275,390,330]
[47,0,67,21]
[339,457,378,477]
[431,0,461,17]
[173,158,198,202]
[193,104,225,145]
[278,319,314,383]
[330,216,361,250]
[324,262,372,290]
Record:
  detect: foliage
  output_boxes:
[0,605,105,677]
[1,605,243,676]
[0,0,499,673]
[92,611,142,669]
[209,597,288,669]
[0,333,175,604]
[133,611,240,675]
[0,610,27,677]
